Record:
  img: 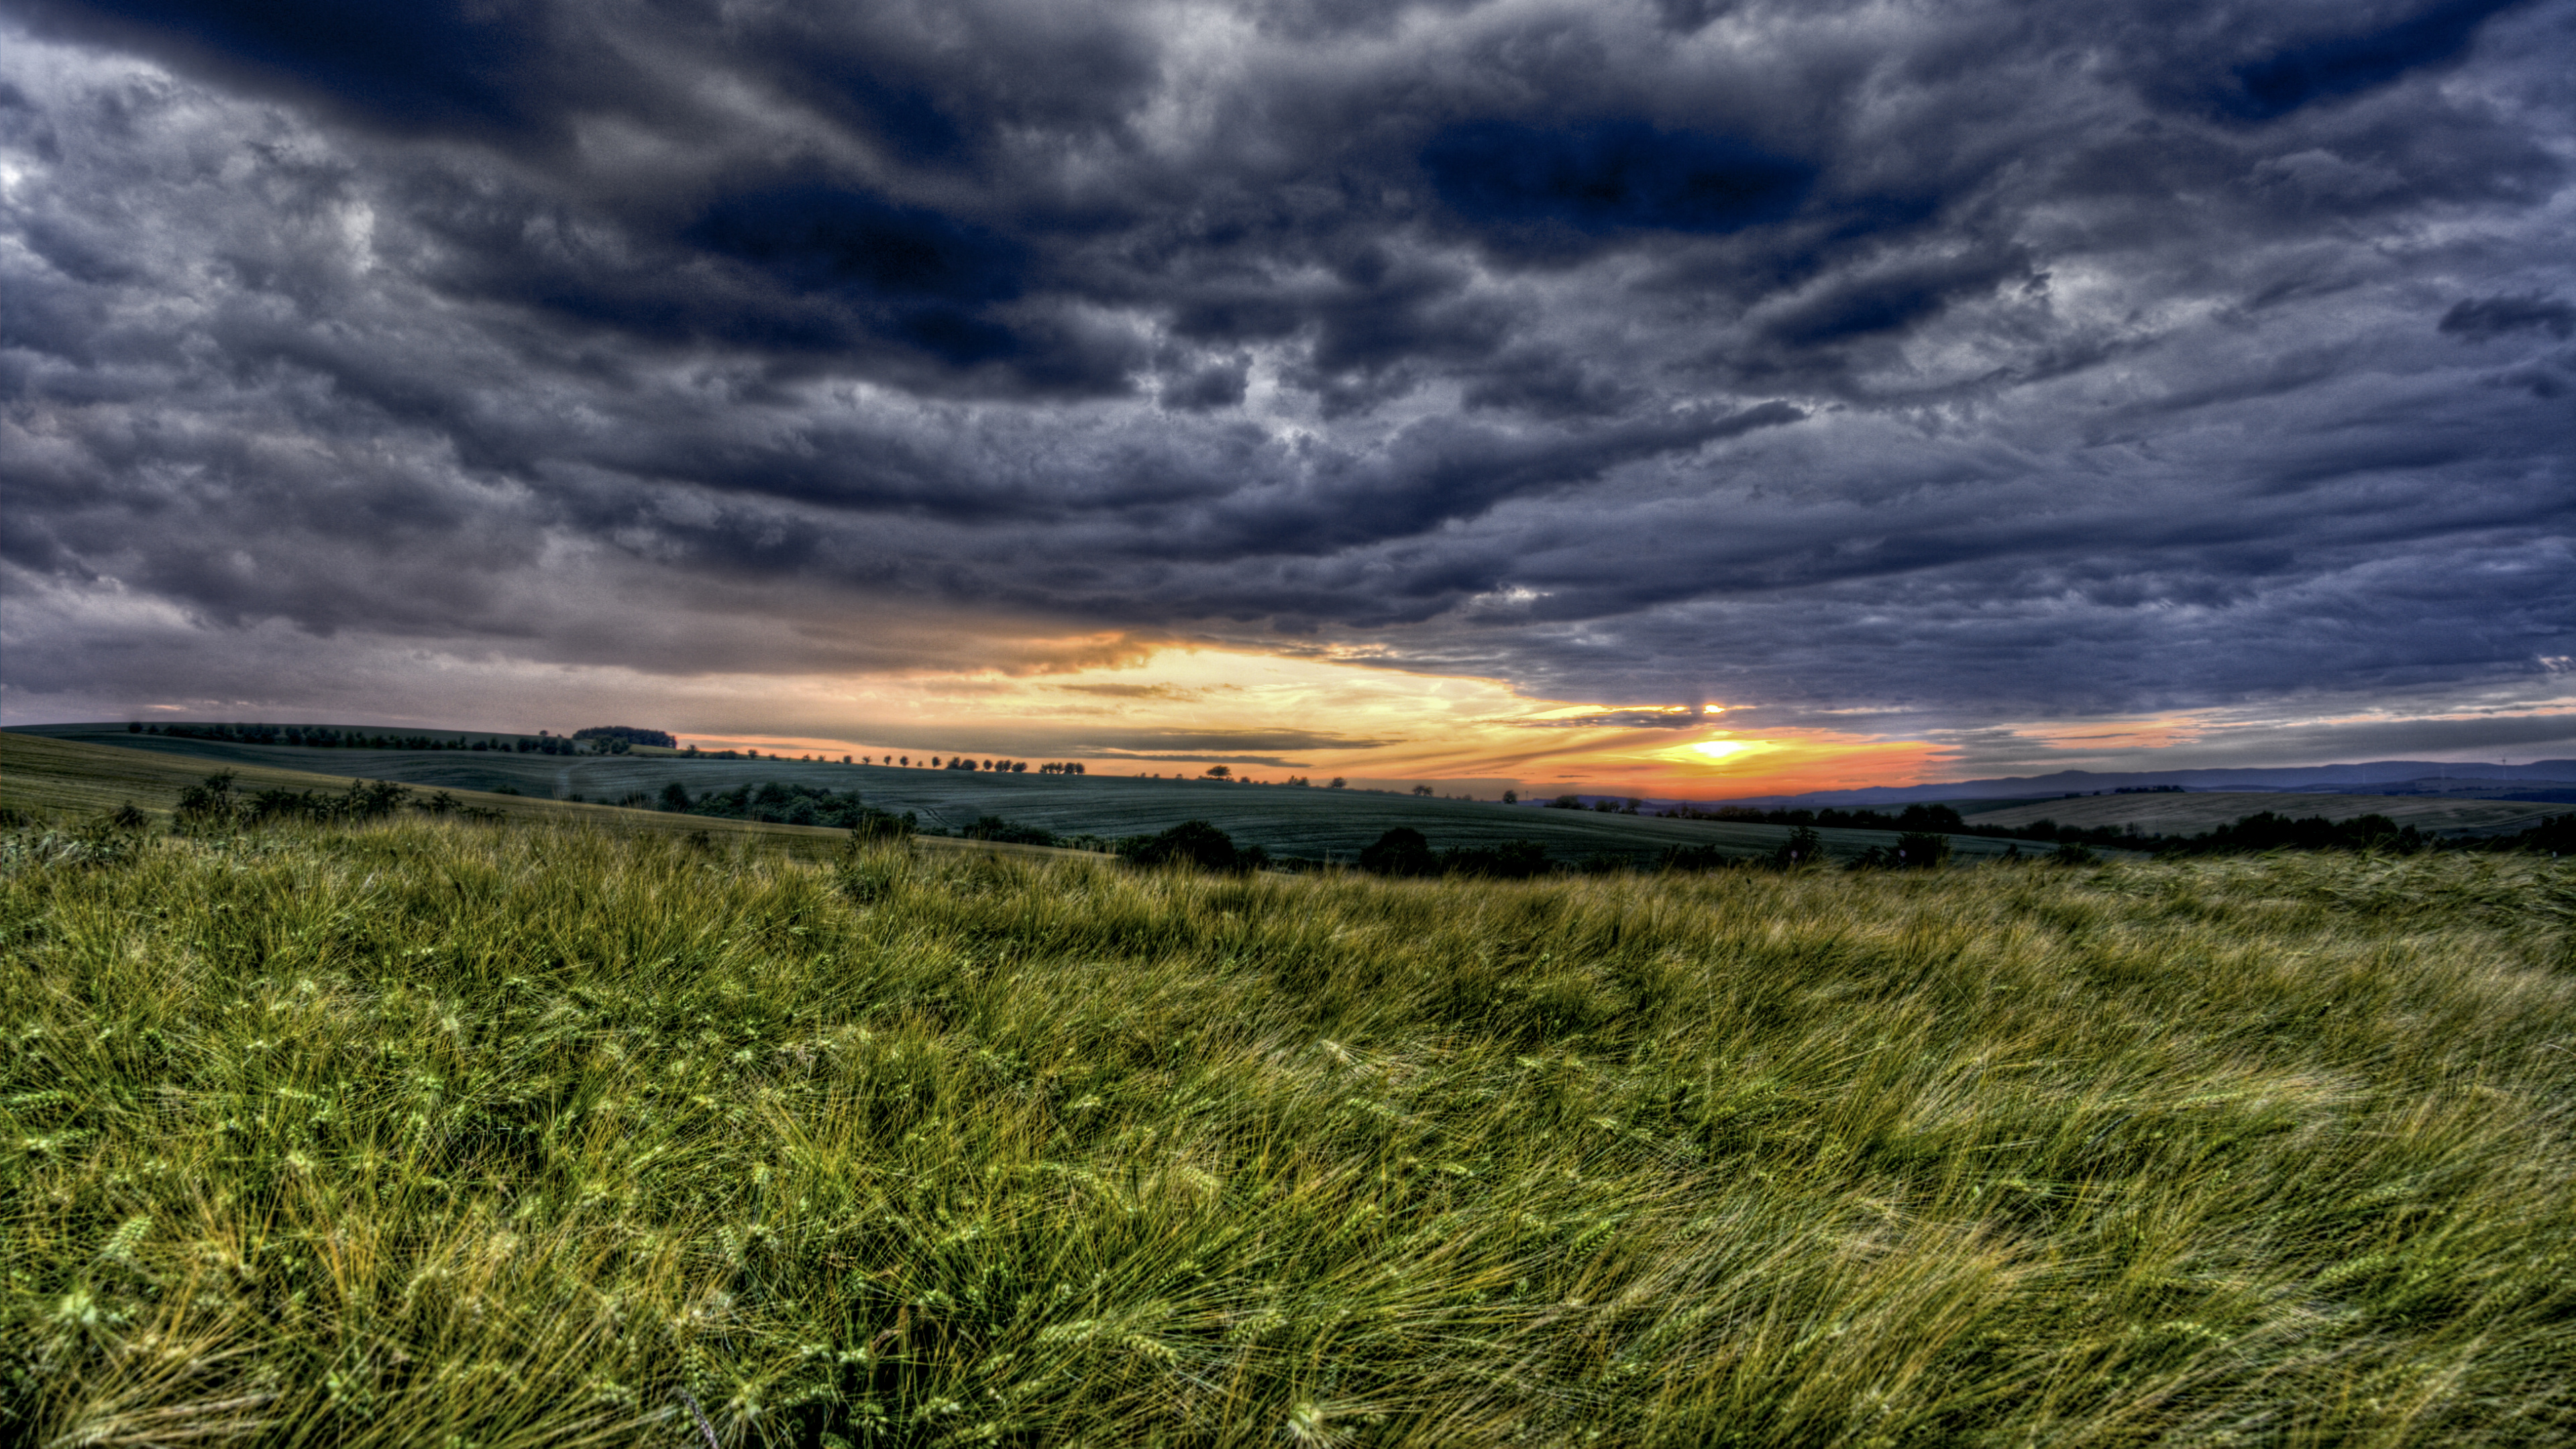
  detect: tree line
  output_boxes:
[655,782,914,837]
[134,722,642,756]
[1653,798,2571,857]
[170,771,496,828]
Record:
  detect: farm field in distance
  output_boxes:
[0,734,1084,863]
[7,724,2039,865]
[2,808,2570,1446]
[1960,790,2569,841]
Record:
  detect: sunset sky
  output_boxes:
[3,0,2569,798]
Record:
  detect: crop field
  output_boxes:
[1963,791,2567,841]
[3,809,2571,1446]
[7,726,2031,865]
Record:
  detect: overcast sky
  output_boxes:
[3,0,2570,789]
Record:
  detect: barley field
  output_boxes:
[3,816,2571,1446]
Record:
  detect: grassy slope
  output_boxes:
[1968,790,2565,840]
[0,734,1083,863]
[9,726,2029,863]
[3,817,2571,1446]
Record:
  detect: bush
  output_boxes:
[1658,843,1736,872]
[679,782,910,835]
[1440,839,1550,878]
[1121,820,1250,871]
[1769,826,1827,869]
[1358,826,1436,876]
[962,814,1057,847]
[172,771,241,828]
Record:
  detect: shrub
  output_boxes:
[1121,820,1248,871]
[1358,826,1436,876]
[1769,826,1827,869]
[962,814,1057,847]
[1441,839,1550,878]
[1658,842,1736,872]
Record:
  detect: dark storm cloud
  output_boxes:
[2440,293,2576,341]
[2196,0,2530,122]
[2,0,2571,741]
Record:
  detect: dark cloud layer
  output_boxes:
[2,0,2570,742]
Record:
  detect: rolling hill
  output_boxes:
[0,734,1084,863]
[1963,790,2567,841]
[6,724,2034,865]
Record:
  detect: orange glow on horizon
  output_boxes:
[637,644,1970,799]
[480,645,2576,801]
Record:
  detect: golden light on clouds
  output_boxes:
[659,642,1958,798]
[1681,738,1766,764]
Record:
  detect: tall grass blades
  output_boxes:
[2,818,2572,1445]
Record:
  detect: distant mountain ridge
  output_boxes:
[1619,759,2576,812]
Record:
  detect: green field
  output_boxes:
[3,808,2571,1446]
[7,725,2035,865]
[0,734,1085,865]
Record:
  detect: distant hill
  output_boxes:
[1603,759,2576,813]
[1962,792,2566,842]
[4,722,2035,866]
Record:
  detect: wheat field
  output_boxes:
[3,815,2571,1446]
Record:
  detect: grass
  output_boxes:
[3,810,2573,1446]
[6,727,2033,865]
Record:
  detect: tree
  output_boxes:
[1358,827,1436,876]
[1501,789,1518,804]
[1204,765,1232,780]
[1123,820,1246,871]
[1411,784,1434,797]
[659,780,692,812]
[1770,826,1826,869]
[1327,777,1346,789]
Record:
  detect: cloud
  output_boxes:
[2440,292,2576,341]
[1,0,2571,765]
[1421,118,1816,260]
[2204,0,2530,122]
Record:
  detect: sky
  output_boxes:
[2,0,2570,798]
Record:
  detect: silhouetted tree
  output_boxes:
[1122,820,1248,871]
[1358,827,1436,876]
[1440,839,1548,877]
[1770,826,1826,869]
